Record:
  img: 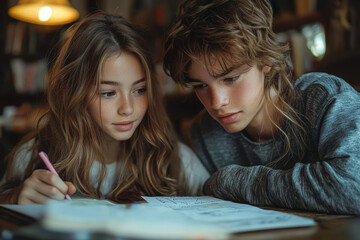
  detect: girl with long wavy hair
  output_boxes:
[163,0,360,214]
[0,12,209,204]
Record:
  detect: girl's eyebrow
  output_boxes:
[101,78,146,86]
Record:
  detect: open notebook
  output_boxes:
[1,196,316,239]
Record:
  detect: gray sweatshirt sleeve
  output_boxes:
[198,74,360,215]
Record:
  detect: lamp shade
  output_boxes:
[8,0,79,25]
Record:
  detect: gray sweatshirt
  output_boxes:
[190,72,360,215]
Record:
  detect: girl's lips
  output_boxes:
[113,121,133,131]
[217,112,239,124]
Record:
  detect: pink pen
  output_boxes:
[38,151,71,200]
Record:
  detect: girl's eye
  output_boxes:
[101,91,115,98]
[134,87,147,95]
[191,83,208,90]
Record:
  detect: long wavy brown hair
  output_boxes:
[163,0,307,165]
[2,12,185,202]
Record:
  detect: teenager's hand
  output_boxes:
[203,166,247,203]
[203,173,218,196]
[17,169,76,204]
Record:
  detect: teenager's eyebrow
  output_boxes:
[187,77,202,83]
[101,78,146,86]
[212,65,241,79]
[187,64,242,83]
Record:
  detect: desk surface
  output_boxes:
[0,206,359,240]
[233,208,359,240]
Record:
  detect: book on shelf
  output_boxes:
[5,21,48,56]
[10,58,47,94]
[5,21,26,56]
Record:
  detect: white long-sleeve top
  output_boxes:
[1,141,209,197]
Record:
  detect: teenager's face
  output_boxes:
[88,52,148,142]
[188,57,270,133]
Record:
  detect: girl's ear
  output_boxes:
[263,65,271,73]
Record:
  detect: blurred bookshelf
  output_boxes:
[0,0,71,158]
[0,2,67,106]
[1,0,359,159]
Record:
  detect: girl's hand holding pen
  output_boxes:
[38,151,72,200]
[16,152,76,204]
[17,169,76,204]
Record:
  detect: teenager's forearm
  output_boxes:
[204,164,360,215]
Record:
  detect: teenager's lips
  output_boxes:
[216,112,240,124]
[113,121,134,131]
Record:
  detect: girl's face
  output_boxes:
[187,56,270,134]
[88,52,148,142]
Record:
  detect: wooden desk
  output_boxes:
[233,208,359,240]
[0,205,359,240]
[233,218,360,240]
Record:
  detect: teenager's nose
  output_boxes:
[117,94,134,116]
[209,87,229,110]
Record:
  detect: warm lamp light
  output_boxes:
[8,0,79,26]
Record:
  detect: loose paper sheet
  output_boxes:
[142,196,316,233]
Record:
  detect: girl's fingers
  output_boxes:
[18,185,51,204]
[18,170,70,204]
[32,179,66,200]
[65,182,77,195]
[33,169,70,197]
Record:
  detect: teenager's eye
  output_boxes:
[191,83,208,90]
[101,91,115,98]
[224,75,240,83]
[134,87,147,95]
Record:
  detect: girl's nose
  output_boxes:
[117,94,134,116]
